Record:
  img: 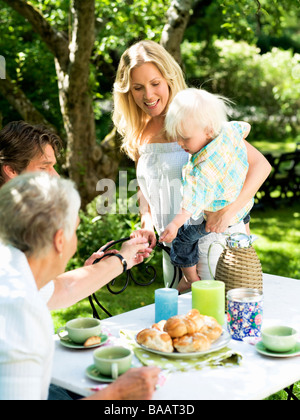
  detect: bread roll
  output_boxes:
[83,336,101,347]
[199,315,223,342]
[152,320,166,332]
[163,309,204,338]
[173,332,211,353]
[136,328,174,353]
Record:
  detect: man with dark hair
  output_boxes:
[0,121,62,186]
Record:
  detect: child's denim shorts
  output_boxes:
[170,221,209,267]
[170,212,251,268]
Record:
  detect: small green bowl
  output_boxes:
[261,326,298,353]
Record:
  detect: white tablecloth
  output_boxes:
[51,273,300,400]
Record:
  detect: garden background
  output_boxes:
[0,0,299,400]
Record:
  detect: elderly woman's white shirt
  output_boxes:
[0,243,54,400]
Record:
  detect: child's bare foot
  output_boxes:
[177,275,201,294]
[177,265,201,292]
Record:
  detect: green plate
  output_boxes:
[255,341,300,358]
[86,364,115,383]
[59,333,109,349]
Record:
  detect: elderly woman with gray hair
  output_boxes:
[0,172,160,400]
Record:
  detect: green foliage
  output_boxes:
[0,0,69,124]
[215,0,300,42]
[1,0,300,144]
[0,0,169,129]
[182,39,300,141]
[94,0,168,59]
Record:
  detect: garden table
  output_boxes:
[51,273,300,400]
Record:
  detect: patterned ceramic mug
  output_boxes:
[227,288,263,341]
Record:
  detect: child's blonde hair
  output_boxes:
[113,40,187,161]
[165,88,233,141]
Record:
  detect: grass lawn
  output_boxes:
[250,201,300,280]
[250,139,298,155]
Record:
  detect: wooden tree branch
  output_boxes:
[0,71,56,129]
[255,0,261,14]
[2,0,69,68]
[68,0,95,96]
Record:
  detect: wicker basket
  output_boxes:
[214,246,263,298]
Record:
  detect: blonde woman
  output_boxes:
[113,40,271,289]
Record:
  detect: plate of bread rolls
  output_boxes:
[136,309,230,358]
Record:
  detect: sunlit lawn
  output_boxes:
[250,201,300,280]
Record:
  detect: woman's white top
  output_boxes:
[137,142,189,235]
[0,243,54,400]
[136,142,246,284]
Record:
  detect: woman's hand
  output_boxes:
[204,207,234,233]
[84,241,119,267]
[130,229,157,249]
[119,237,153,270]
[85,238,153,270]
[90,366,161,400]
[205,141,272,234]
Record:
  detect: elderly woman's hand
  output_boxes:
[94,366,161,400]
[84,241,119,267]
[84,237,153,270]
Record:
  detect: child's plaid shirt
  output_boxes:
[181,121,254,224]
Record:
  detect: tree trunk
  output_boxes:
[160,0,195,65]
[53,0,123,207]
[2,0,122,207]
[56,0,98,206]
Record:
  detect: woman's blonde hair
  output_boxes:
[165,88,233,141]
[113,40,187,161]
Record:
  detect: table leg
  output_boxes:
[284,384,298,400]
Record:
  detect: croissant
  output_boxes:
[173,332,211,353]
[163,309,204,338]
[199,315,223,342]
[136,328,174,353]
[152,320,166,332]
